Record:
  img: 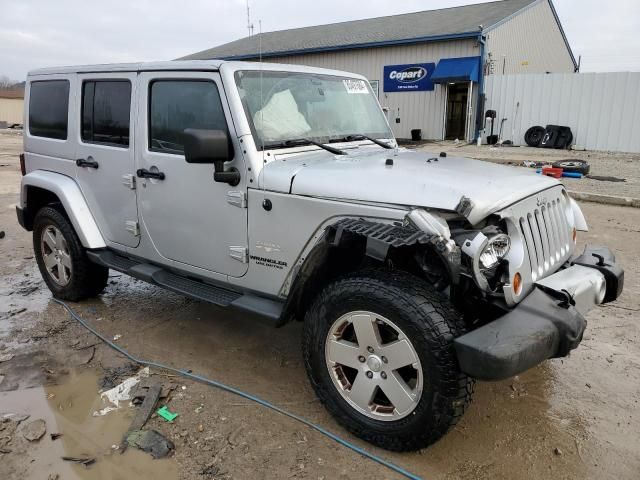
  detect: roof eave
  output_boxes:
[483,0,577,70]
[547,0,578,70]
[210,31,481,61]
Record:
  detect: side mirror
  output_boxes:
[182,128,240,186]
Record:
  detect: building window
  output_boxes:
[82,80,132,147]
[148,80,228,155]
[28,80,69,140]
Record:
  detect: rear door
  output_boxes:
[75,73,139,248]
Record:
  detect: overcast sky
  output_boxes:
[1,0,639,80]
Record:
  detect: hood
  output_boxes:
[259,147,560,225]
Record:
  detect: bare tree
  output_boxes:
[0,75,18,89]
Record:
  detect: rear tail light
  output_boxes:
[19,153,26,176]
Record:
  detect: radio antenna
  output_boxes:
[246,0,254,36]
[259,20,266,197]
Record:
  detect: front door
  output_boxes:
[136,71,248,277]
[76,73,139,247]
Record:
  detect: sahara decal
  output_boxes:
[250,254,288,270]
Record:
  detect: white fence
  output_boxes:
[483,72,640,153]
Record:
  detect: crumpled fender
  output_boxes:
[21,170,106,248]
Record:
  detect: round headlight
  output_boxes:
[479,234,511,269]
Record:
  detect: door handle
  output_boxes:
[136,168,165,180]
[76,158,99,169]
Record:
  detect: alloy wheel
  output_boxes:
[40,225,72,286]
[325,311,423,421]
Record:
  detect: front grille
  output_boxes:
[518,193,572,281]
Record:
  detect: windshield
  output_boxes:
[234,70,393,150]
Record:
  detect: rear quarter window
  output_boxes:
[28,80,70,140]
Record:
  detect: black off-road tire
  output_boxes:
[33,206,108,301]
[524,126,545,147]
[302,270,474,451]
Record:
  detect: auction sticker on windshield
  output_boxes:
[343,79,368,94]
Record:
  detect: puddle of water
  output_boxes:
[0,369,177,480]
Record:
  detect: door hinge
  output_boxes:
[125,221,140,237]
[122,174,136,190]
[229,246,248,263]
[227,191,247,208]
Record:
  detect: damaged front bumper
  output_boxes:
[454,245,624,380]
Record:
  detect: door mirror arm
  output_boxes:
[214,163,240,186]
[183,128,241,186]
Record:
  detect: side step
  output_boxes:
[87,250,283,321]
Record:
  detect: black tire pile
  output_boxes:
[525,125,573,149]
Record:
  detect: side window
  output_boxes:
[29,80,70,140]
[149,80,228,155]
[82,80,131,147]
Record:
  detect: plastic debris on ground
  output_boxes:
[93,367,149,417]
[157,405,179,422]
[523,160,548,168]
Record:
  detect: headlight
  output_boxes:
[479,234,510,269]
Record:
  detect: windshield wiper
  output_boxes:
[282,138,347,155]
[333,134,393,149]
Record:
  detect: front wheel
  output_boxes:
[302,270,474,451]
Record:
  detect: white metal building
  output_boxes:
[184,0,576,142]
[0,90,24,125]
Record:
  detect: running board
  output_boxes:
[87,250,283,322]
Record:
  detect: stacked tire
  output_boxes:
[524,126,545,147]
[525,125,573,149]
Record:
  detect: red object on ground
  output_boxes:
[541,167,563,178]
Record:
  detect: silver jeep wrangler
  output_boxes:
[17,60,623,451]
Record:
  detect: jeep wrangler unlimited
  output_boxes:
[17,61,623,451]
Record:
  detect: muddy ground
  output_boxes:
[1,129,639,479]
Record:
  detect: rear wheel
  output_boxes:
[33,206,108,301]
[302,270,473,451]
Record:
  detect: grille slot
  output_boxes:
[518,194,572,281]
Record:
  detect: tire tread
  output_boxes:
[33,206,108,301]
[302,269,474,451]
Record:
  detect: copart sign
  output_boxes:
[383,63,435,92]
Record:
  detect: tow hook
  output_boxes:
[536,285,576,309]
[592,253,606,266]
